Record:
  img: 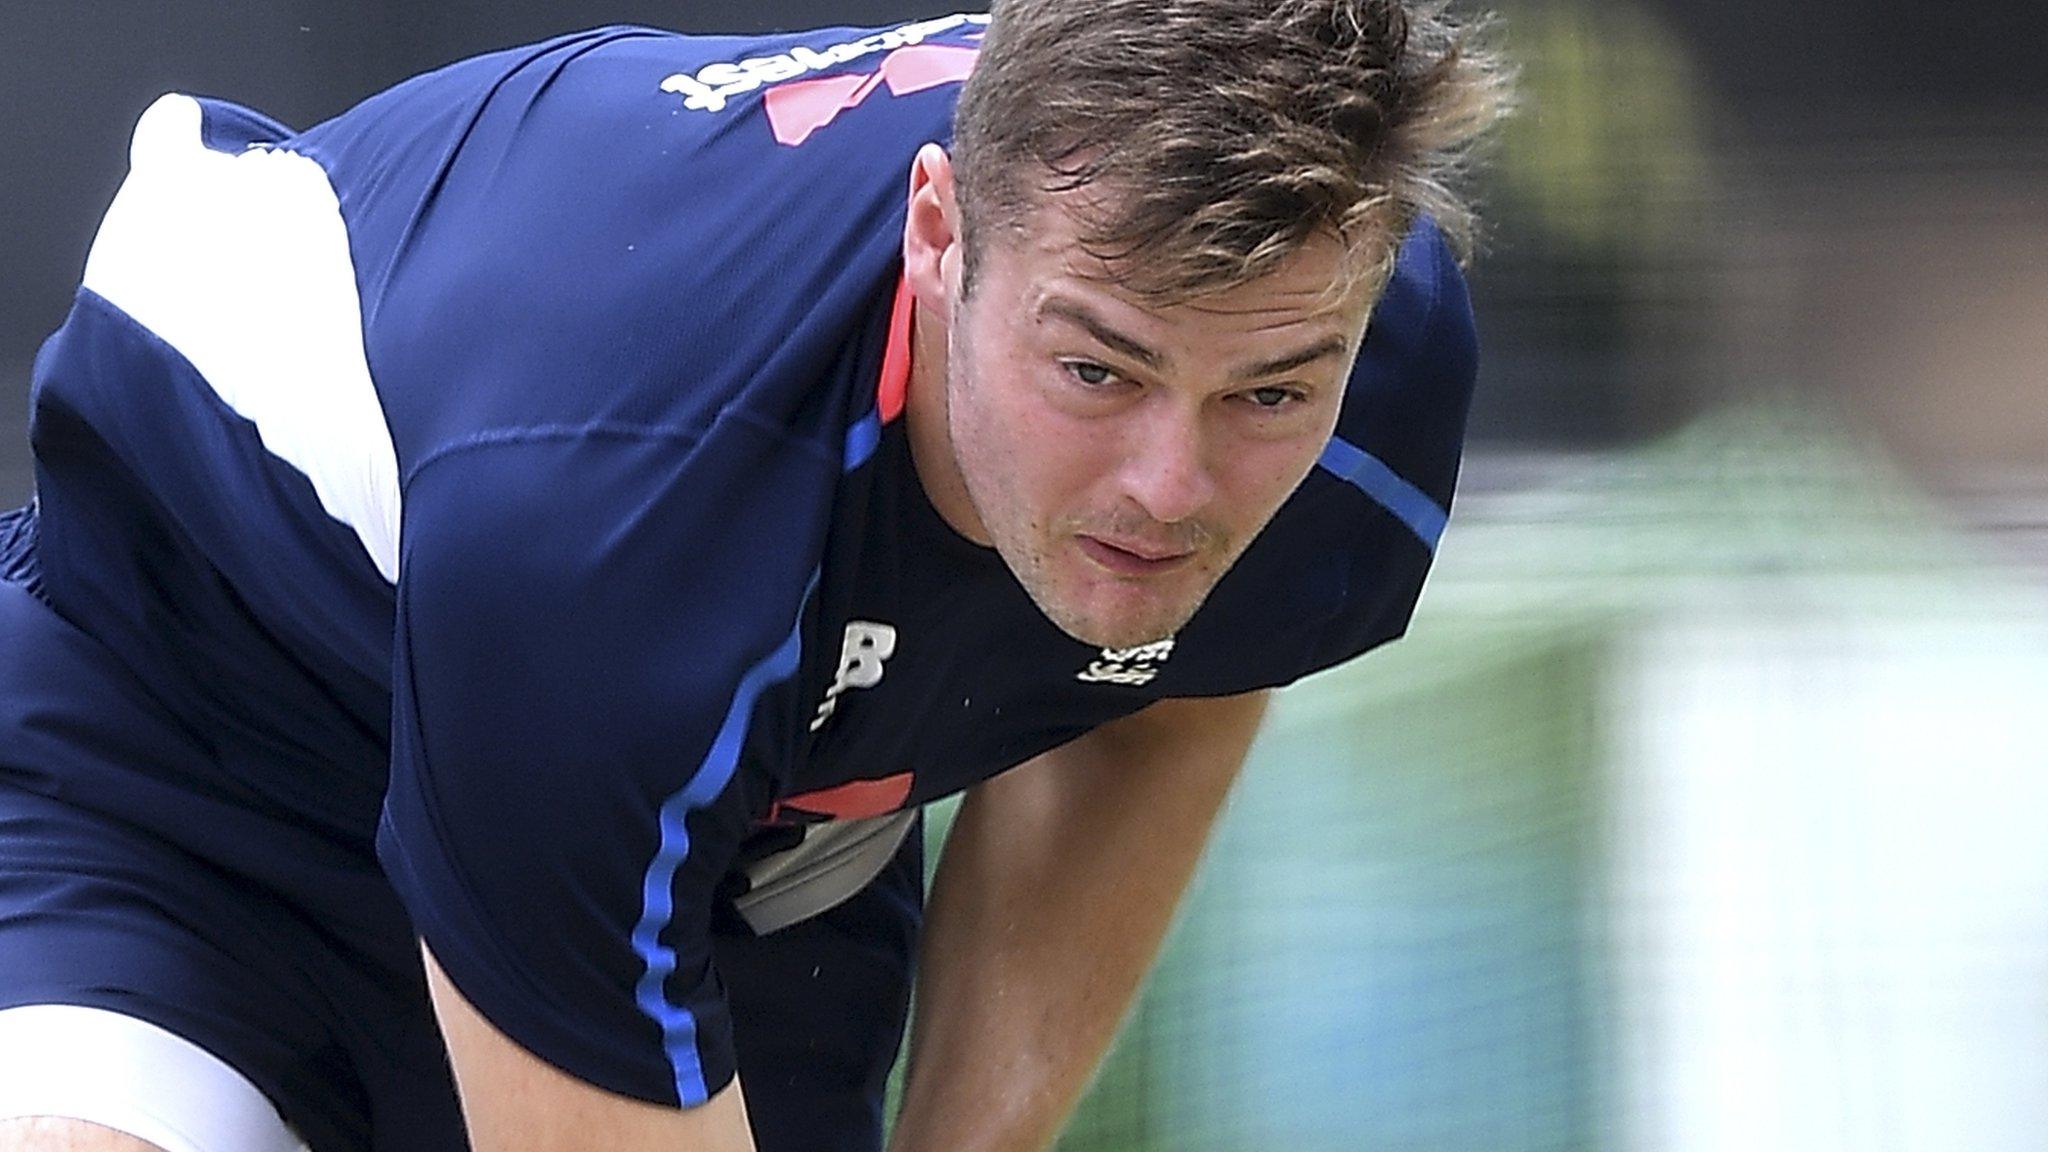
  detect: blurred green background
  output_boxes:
[4,2,2045,1148]
[1028,410,2048,1150]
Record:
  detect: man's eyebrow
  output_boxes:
[1037,298,1165,370]
[1038,295,1350,381]
[1234,336,1350,381]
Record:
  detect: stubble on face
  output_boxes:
[939,270,1346,651]
[904,168,1372,653]
[947,313,1240,651]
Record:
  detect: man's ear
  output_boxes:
[902,143,962,317]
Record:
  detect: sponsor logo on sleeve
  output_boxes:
[661,13,989,137]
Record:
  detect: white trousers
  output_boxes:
[0,1005,308,1152]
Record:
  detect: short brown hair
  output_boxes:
[952,0,1514,302]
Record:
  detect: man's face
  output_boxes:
[906,160,1373,650]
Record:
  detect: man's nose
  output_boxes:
[1119,402,1218,526]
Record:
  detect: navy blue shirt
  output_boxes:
[18,15,1477,1110]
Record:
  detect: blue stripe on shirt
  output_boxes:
[629,573,816,1105]
[1317,435,1449,551]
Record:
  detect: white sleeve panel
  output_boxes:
[82,93,401,583]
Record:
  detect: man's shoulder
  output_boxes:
[1362,219,1476,382]
[1324,219,1479,530]
[290,16,986,215]
[273,19,978,470]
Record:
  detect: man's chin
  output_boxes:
[1030,585,1205,651]
[998,534,1227,650]
[1057,619,1179,651]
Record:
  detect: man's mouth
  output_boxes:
[1076,534,1197,576]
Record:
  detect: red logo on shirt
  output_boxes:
[764,44,980,147]
[770,772,915,823]
[660,15,986,143]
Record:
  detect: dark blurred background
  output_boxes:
[4,0,2045,508]
[4,5,2046,1151]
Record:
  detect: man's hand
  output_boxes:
[889,690,1269,1152]
[422,945,758,1152]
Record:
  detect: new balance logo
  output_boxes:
[811,621,898,731]
[661,14,986,145]
[1077,638,1176,687]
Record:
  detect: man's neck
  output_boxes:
[901,299,992,547]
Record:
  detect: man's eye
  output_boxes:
[1063,360,1119,387]
[1246,385,1302,409]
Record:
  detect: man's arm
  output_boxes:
[422,945,758,1152]
[889,690,1269,1152]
